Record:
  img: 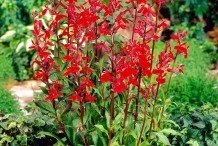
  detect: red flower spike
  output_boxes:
[158,21,169,29]
[46,41,54,46]
[152,69,164,75]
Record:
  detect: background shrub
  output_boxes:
[168,39,218,107]
[0,86,20,115]
[0,54,15,85]
[0,54,20,115]
[155,38,218,108]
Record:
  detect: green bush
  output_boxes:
[168,39,218,107]
[0,54,20,115]
[0,86,20,115]
[0,54,15,85]
[155,38,218,107]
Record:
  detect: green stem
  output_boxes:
[136,99,148,146]
[157,54,178,128]
[148,83,160,139]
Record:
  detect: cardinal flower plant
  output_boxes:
[31,0,189,145]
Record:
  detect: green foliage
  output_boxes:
[169,103,218,146]
[0,102,59,146]
[168,0,218,25]
[0,86,20,115]
[0,0,45,81]
[168,39,218,107]
[0,54,15,85]
[0,54,20,115]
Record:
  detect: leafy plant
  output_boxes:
[30,0,189,145]
[169,103,218,146]
[0,54,15,85]
[0,86,20,115]
[0,102,59,146]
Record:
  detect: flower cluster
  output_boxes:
[31,0,188,145]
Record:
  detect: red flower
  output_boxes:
[113,80,127,94]
[68,94,82,102]
[46,81,63,101]
[174,45,188,58]
[84,94,96,103]
[64,66,80,76]
[156,77,166,84]
[100,70,112,83]
[81,77,95,87]
[81,66,93,74]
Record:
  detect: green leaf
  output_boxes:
[161,128,179,136]
[210,120,217,130]
[162,119,180,129]
[0,30,16,42]
[105,111,110,129]
[154,132,171,145]
[91,134,98,145]
[34,118,46,127]
[111,141,120,146]
[139,141,150,146]
[93,88,103,98]
[26,38,32,51]
[34,100,55,115]
[17,134,27,146]
[183,116,193,127]
[111,130,122,144]
[94,124,108,136]
[215,128,218,133]
[186,139,200,146]
[192,121,205,129]
[112,113,123,129]
[38,131,66,146]
[8,122,16,129]
[40,86,48,95]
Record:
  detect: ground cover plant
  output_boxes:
[0,102,58,145]
[169,103,218,146]
[29,0,190,145]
